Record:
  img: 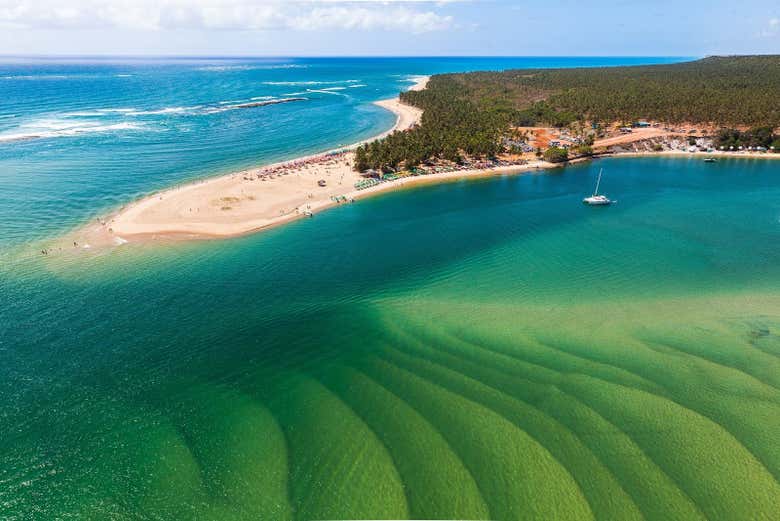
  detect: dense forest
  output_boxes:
[355,55,780,172]
[354,83,506,172]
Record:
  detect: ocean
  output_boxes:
[0,56,684,246]
[2,57,780,520]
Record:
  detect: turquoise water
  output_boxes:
[4,58,780,520]
[0,56,685,245]
[3,156,780,519]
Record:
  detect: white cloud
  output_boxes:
[759,16,779,37]
[290,6,453,33]
[0,1,455,33]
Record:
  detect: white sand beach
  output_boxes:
[70,72,779,248]
[72,77,428,245]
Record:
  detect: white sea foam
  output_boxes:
[264,64,308,70]
[55,99,286,120]
[196,64,308,72]
[126,106,201,116]
[202,97,307,114]
[1,74,71,80]
[0,120,144,143]
[62,108,133,117]
[26,119,95,131]
[197,65,251,72]
[264,81,323,86]
[263,79,360,86]
[63,106,199,117]
[201,107,226,115]
[306,89,348,97]
[1,89,307,142]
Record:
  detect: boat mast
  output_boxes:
[594,168,603,196]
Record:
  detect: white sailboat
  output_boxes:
[583,168,613,205]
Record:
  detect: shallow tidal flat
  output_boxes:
[3,156,780,519]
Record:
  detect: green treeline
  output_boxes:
[355,56,780,172]
[714,127,780,150]
[543,147,569,163]
[354,84,507,172]
[468,55,780,127]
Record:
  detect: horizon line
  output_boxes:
[0,54,707,60]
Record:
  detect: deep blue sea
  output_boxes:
[0,56,687,246]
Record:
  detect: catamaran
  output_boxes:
[583,168,613,205]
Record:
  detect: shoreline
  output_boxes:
[68,77,427,247]
[64,79,780,248]
[596,149,780,160]
[68,148,780,248]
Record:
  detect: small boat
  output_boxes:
[583,168,613,205]
[703,158,717,163]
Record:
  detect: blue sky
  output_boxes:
[0,0,777,56]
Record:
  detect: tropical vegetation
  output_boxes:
[714,127,780,151]
[355,55,780,172]
[543,147,569,163]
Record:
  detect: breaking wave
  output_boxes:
[201,97,307,114]
[0,120,145,143]
[1,95,309,143]
[263,79,360,86]
[197,63,308,72]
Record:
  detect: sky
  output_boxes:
[0,0,777,56]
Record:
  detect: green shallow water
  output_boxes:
[2,156,780,519]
